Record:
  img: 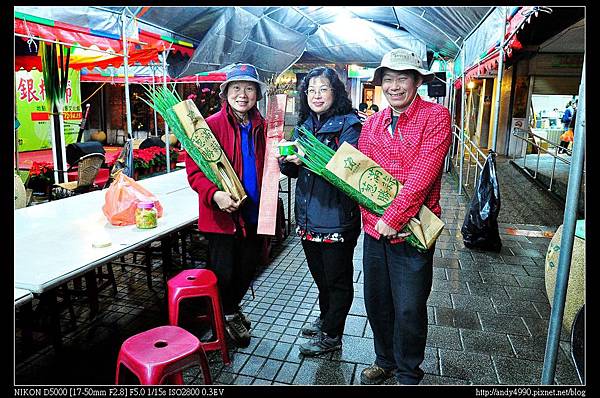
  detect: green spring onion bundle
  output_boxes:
[139,85,223,190]
[295,126,426,251]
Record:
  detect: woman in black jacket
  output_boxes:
[279,67,362,356]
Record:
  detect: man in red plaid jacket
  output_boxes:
[358,48,451,385]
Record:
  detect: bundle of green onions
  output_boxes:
[295,126,426,251]
[139,85,223,191]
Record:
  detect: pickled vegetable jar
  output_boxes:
[135,201,158,229]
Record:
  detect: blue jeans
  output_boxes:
[363,234,434,384]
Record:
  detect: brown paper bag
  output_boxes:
[326,142,444,249]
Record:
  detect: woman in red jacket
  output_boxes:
[185,63,268,348]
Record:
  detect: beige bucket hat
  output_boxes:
[371,48,435,86]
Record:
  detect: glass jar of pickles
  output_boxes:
[135,201,158,229]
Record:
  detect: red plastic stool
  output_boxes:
[115,325,212,385]
[167,269,231,365]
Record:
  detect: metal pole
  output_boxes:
[122,10,133,149]
[550,146,558,191]
[445,78,455,172]
[541,55,585,384]
[459,48,466,195]
[15,111,20,173]
[490,6,508,152]
[162,50,171,173]
[151,63,158,137]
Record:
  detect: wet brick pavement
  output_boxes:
[14,173,582,386]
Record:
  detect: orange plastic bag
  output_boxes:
[560,129,574,143]
[102,171,163,226]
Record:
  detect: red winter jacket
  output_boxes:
[185,103,266,235]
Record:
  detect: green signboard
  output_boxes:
[15,69,82,152]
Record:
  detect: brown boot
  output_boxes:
[360,364,396,385]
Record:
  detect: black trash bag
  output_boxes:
[461,151,502,252]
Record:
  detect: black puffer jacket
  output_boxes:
[280,112,362,234]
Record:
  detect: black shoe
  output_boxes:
[225,313,251,348]
[299,332,342,356]
[301,317,323,337]
[360,364,396,385]
[236,309,251,330]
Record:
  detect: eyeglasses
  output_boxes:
[305,87,332,96]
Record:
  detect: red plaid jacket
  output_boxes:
[358,95,451,242]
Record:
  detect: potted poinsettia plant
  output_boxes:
[27,161,55,194]
[132,148,154,179]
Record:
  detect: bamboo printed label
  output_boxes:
[189,126,223,162]
[327,144,401,208]
[358,166,400,208]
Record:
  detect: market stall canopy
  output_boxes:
[14,7,195,57]
[16,6,493,81]
[79,65,226,84]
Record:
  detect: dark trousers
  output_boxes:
[363,234,434,385]
[558,140,570,153]
[301,234,358,337]
[206,227,260,315]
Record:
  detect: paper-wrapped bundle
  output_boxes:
[295,126,444,250]
[141,87,246,203]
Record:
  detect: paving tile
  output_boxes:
[514,274,546,289]
[460,329,515,357]
[421,373,471,385]
[491,263,530,276]
[523,265,547,277]
[228,352,251,373]
[491,297,542,318]
[422,346,440,375]
[470,250,505,262]
[427,325,463,350]
[504,286,549,303]
[532,301,552,319]
[238,355,267,376]
[427,290,453,307]
[343,315,367,337]
[331,335,376,365]
[479,313,530,336]
[432,267,448,281]
[348,298,366,316]
[493,356,544,385]
[446,269,483,283]
[479,272,520,287]
[251,378,272,385]
[510,247,546,258]
[432,278,470,294]
[252,337,277,357]
[439,349,498,384]
[215,371,235,384]
[233,374,254,384]
[293,357,354,385]
[255,358,284,380]
[501,256,537,266]
[459,260,495,273]
[427,305,435,324]
[451,293,495,313]
[521,317,571,341]
[268,341,293,361]
[434,307,481,330]
[433,257,461,269]
[467,281,510,299]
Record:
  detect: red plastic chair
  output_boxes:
[115,325,212,385]
[167,269,231,365]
